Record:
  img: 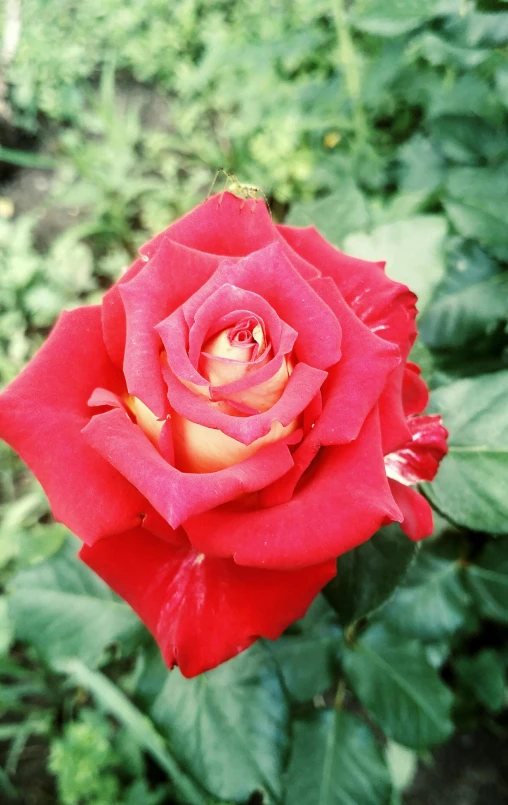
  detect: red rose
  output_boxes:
[0,193,447,676]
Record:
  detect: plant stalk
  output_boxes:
[331,0,368,147]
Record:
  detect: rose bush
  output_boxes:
[0,192,447,676]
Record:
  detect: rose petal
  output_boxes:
[82,407,294,528]
[101,257,146,368]
[0,307,147,544]
[385,414,449,485]
[80,526,336,677]
[403,362,430,416]
[262,276,402,509]
[158,283,297,396]
[171,409,298,473]
[140,192,320,284]
[377,363,413,455]
[88,388,126,410]
[187,285,291,367]
[119,237,220,417]
[175,242,342,371]
[162,360,327,446]
[309,277,401,445]
[260,277,409,506]
[219,357,291,413]
[278,226,419,456]
[277,223,418,358]
[184,408,402,569]
[388,479,434,541]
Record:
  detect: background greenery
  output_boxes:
[1,0,508,802]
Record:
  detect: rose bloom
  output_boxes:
[0,193,447,677]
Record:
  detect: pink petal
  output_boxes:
[377,363,413,455]
[170,409,299,473]
[175,242,342,371]
[140,192,320,283]
[253,278,402,508]
[162,360,327,446]
[309,277,401,445]
[184,408,402,569]
[403,362,430,416]
[101,257,146,367]
[277,224,418,358]
[119,237,220,417]
[82,407,294,528]
[187,285,290,367]
[158,282,297,396]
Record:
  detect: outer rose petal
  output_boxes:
[277,223,417,358]
[79,527,336,677]
[184,408,402,569]
[0,307,148,544]
[102,257,146,367]
[309,277,401,445]
[259,278,402,507]
[377,364,413,454]
[385,415,449,486]
[388,479,434,541]
[278,224,419,454]
[139,192,320,283]
[402,362,429,416]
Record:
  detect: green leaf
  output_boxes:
[8,537,143,667]
[150,643,289,803]
[460,9,508,46]
[466,539,508,622]
[60,659,209,805]
[0,146,55,169]
[417,32,490,69]
[378,538,475,641]
[426,74,501,121]
[455,649,506,712]
[266,622,342,703]
[284,710,392,805]
[349,0,454,37]
[429,116,508,165]
[343,625,454,749]
[397,135,444,198]
[343,216,447,310]
[287,181,370,247]
[323,524,417,627]
[424,372,508,533]
[444,164,508,256]
[419,241,508,350]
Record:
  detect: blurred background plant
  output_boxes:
[1,0,508,803]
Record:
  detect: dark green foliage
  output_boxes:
[323,524,418,627]
[284,710,392,805]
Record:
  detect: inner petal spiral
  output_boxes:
[203,313,267,366]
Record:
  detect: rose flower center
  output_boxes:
[128,306,297,474]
